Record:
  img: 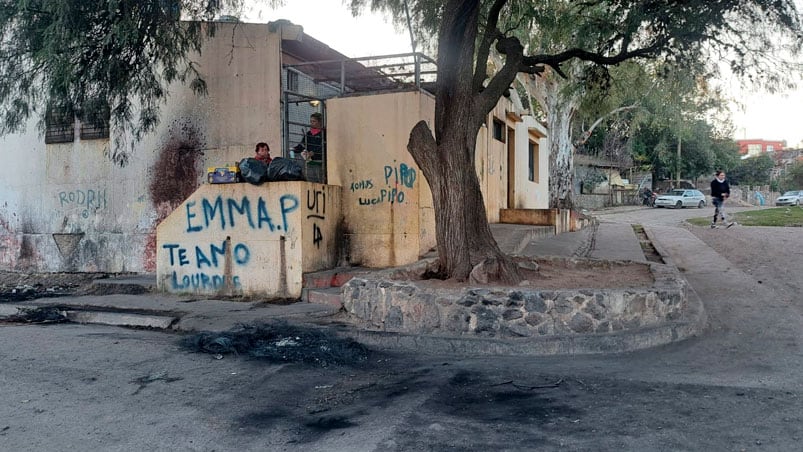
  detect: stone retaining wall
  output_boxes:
[342,257,687,339]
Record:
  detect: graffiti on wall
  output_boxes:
[184,194,299,233]
[306,188,326,249]
[57,188,107,218]
[163,193,300,291]
[352,163,417,206]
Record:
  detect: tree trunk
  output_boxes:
[404,0,522,283]
[544,79,579,208]
[408,122,522,283]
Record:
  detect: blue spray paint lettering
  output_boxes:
[170,271,242,290]
[163,241,250,269]
[185,194,299,233]
[384,164,416,188]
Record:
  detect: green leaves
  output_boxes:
[0,0,245,164]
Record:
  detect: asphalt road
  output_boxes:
[2,206,802,452]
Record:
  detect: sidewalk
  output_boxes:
[1,220,654,337]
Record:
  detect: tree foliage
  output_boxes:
[0,0,281,164]
[347,0,802,281]
[729,154,775,186]
[781,161,803,191]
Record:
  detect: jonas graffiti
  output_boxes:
[307,188,325,249]
[57,189,107,218]
[185,194,299,233]
[350,180,374,191]
[355,163,417,206]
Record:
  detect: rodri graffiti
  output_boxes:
[57,189,107,218]
[185,194,299,233]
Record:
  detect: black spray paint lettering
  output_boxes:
[306,189,326,248]
[350,180,373,191]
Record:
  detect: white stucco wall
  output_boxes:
[0,23,284,273]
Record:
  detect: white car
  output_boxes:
[654,189,707,209]
[775,190,802,206]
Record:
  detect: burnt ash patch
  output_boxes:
[181,321,370,367]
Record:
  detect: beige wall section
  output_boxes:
[170,22,284,164]
[0,23,285,273]
[156,182,340,298]
[326,91,436,268]
[513,116,549,209]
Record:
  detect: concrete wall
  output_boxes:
[326,91,437,268]
[0,23,284,273]
[326,90,548,269]
[156,182,340,298]
[475,100,549,224]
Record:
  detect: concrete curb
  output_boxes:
[0,303,179,329]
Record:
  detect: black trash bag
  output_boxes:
[266,157,305,182]
[239,158,268,184]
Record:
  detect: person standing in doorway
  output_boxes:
[294,112,326,183]
[710,170,734,228]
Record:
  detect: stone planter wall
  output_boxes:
[342,257,687,339]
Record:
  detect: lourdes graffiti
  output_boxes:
[185,194,299,233]
[307,188,326,249]
[57,188,107,218]
[354,163,417,206]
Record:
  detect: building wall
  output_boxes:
[0,23,284,273]
[156,182,340,298]
[326,90,547,269]
[737,139,786,156]
[326,90,437,268]
[475,100,549,222]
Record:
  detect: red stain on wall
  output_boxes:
[143,121,206,272]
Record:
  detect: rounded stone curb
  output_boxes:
[332,225,708,356]
[332,286,706,356]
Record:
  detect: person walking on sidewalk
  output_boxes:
[710,170,734,228]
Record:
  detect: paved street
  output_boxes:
[2,205,803,451]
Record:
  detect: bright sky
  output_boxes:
[243,0,803,148]
[243,0,412,57]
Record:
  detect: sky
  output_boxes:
[243,0,803,148]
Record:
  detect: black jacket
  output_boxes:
[710,178,730,200]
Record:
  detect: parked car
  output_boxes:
[775,190,803,206]
[654,189,707,209]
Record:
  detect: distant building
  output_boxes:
[736,139,786,157]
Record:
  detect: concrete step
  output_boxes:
[302,267,369,290]
[86,274,157,295]
[301,287,343,309]
[0,303,178,329]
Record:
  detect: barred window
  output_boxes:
[45,104,75,144]
[79,103,110,140]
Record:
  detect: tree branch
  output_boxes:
[577,104,639,145]
[472,0,508,92]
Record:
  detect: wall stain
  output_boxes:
[145,120,207,272]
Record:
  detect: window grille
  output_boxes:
[45,104,75,144]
